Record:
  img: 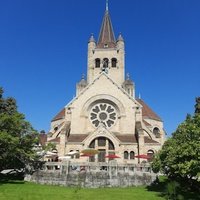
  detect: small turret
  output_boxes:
[88,33,96,43]
[88,33,96,49]
[122,73,135,98]
[117,33,125,50]
[76,74,88,96]
[117,33,124,42]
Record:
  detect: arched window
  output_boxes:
[88,137,115,163]
[153,127,161,138]
[130,151,135,159]
[111,58,117,67]
[89,140,95,148]
[95,58,100,68]
[102,58,109,69]
[108,141,114,150]
[124,151,128,159]
[147,150,154,162]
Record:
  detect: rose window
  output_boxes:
[90,103,117,128]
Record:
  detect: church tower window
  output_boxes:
[95,58,101,68]
[111,58,117,67]
[102,58,109,69]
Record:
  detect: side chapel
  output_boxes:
[46,3,165,163]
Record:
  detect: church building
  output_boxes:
[46,3,165,164]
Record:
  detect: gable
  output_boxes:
[67,72,140,110]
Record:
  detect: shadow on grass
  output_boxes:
[0,173,25,185]
[146,176,200,200]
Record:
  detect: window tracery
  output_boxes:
[90,103,117,128]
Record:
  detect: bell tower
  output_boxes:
[87,3,125,86]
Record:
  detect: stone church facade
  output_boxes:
[46,5,165,164]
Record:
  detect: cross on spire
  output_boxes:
[106,0,109,11]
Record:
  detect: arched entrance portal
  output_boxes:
[89,137,115,162]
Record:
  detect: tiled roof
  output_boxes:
[115,134,159,144]
[137,99,162,121]
[68,134,89,143]
[39,133,47,146]
[51,108,65,122]
[144,137,159,144]
[97,10,116,48]
[115,134,137,143]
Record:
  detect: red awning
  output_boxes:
[105,154,120,159]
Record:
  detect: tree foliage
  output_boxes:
[0,87,39,172]
[152,97,200,185]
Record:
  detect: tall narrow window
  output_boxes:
[124,151,128,159]
[103,58,109,69]
[130,151,135,159]
[95,58,100,68]
[111,58,117,67]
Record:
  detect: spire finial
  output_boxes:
[106,0,109,11]
[82,73,85,80]
[126,73,130,80]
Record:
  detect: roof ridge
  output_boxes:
[136,98,162,121]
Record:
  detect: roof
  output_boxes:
[144,137,159,144]
[51,108,65,122]
[97,10,116,48]
[51,98,161,123]
[137,99,162,121]
[115,134,158,144]
[68,134,89,143]
[117,34,124,42]
[115,134,137,143]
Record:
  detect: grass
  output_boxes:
[0,181,164,200]
[0,176,199,200]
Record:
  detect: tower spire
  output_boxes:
[97,1,116,48]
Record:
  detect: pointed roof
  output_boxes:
[88,34,96,43]
[136,98,162,121]
[97,9,116,48]
[117,34,124,42]
[51,108,65,122]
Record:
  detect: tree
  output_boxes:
[195,97,200,114]
[0,87,39,173]
[152,97,200,188]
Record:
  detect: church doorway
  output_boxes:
[89,137,115,162]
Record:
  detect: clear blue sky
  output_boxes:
[0,0,199,135]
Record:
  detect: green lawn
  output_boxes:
[0,181,164,200]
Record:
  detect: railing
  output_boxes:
[42,161,152,175]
